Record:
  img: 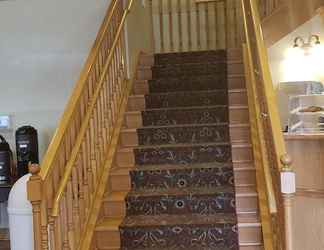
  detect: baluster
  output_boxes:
[85,128,93,209]
[178,0,183,51]
[72,165,81,246]
[168,0,174,51]
[187,0,192,51]
[61,194,70,250]
[48,216,57,250]
[214,1,219,49]
[96,94,104,167]
[66,178,75,249]
[159,0,164,52]
[81,138,89,217]
[149,0,155,52]
[99,90,107,154]
[233,0,238,47]
[103,77,111,141]
[196,1,201,50]
[224,0,228,48]
[204,2,209,50]
[90,116,98,189]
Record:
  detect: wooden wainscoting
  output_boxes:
[285,134,324,250]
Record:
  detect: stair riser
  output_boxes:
[116,146,253,168]
[120,223,238,249]
[133,76,246,95]
[127,91,247,111]
[95,244,263,250]
[95,224,260,249]
[103,195,258,218]
[120,126,250,147]
[137,63,244,80]
[124,108,249,129]
[138,124,230,145]
[138,49,242,67]
[109,167,256,192]
[95,245,263,250]
[126,192,236,216]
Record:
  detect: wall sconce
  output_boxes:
[293,35,321,55]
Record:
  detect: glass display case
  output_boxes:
[288,94,324,133]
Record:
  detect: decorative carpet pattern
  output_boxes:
[120,50,239,250]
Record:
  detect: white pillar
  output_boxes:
[7,174,33,250]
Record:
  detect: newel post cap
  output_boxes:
[280,154,293,171]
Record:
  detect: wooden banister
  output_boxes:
[27,0,134,249]
[242,0,294,249]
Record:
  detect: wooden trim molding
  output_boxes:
[296,188,324,198]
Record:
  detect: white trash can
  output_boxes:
[7,174,34,250]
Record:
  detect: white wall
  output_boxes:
[0,0,111,160]
[267,15,324,128]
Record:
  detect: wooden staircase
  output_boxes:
[26,1,291,250]
[92,49,263,250]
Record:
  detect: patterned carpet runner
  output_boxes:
[120,50,239,250]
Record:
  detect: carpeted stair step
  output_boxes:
[152,62,227,79]
[137,123,230,146]
[147,74,227,93]
[124,106,249,129]
[102,186,258,218]
[121,123,250,148]
[125,186,236,216]
[133,74,246,95]
[116,143,253,168]
[154,50,227,65]
[95,215,262,250]
[130,162,234,190]
[108,162,256,192]
[144,90,228,109]
[134,142,232,166]
[142,106,229,127]
[120,213,238,250]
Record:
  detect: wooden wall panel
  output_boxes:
[150,0,244,53]
[286,136,324,250]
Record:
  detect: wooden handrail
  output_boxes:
[51,0,134,217]
[27,1,135,249]
[39,0,119,179]
[241,0,289,249]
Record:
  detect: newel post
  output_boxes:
[280,154,295,250]
[27,163,43,250]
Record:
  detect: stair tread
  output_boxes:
[119,142,252,151]
[122,123,249,132]
[121,213,260,228]
[144,105,248,112]
[127,186,235,197]
[96,211,260,232]
[126,104,248,114]
[111,161,255,173]
[149,60,243,67]
[104,186,257,202]
[132,162,235,171]
[130,89,246,98]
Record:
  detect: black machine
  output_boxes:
[16,126,39,177]
[0,135,13,183]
